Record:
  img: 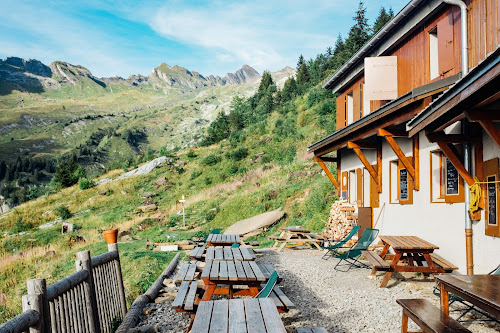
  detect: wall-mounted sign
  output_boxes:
[364,56,398,101]
[446,158,459,195]
[487,175,497,226]
[400,169,408,201]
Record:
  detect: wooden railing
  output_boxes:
[0,243,127,333]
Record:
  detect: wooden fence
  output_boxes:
[0,243,127,333]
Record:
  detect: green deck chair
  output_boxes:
[333,228,379,272]
[255,271,278,298]
[321,225,360,260]
[231,243,240,248]
[433,263,500,322]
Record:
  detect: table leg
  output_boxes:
[277,234,291,252]
[401,310,408,333]
[304,233,322,250]
[440,283,449,315]
[379,243,390,258]
[201,283,216,301]
[380,252,402,288]
[249,286,259,297]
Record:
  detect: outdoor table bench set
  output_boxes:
[171,233,322,333]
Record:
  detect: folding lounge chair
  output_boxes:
[320,225,360,260]
[433,263,500,322]
[255,271,278,298]
[333,228,379,272]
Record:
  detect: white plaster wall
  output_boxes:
[338,131,500,274]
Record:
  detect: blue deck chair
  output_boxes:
[433,264,500,322]
[333,228,379,272]
[321,225,360,260]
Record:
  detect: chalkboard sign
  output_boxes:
[446,158,459,195]
[400,169,408,201]
[487,175,497,226]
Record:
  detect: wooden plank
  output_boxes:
[235,235,241,244]
[249,261,266,282]
[350,146,379,188]
[228,299,247,333]
[232,248,243,261]
[215,248,224,260]
[272,286,295,309]
[234,261,247,281]
[185,281,198,311]
[185,264,197,281]
[223,247,233,260]
[259,298,286,333]
[219,261,229,281]
[296,329,313,333]
[240,248,253,261]
[191,301,214,333]
[244,299,266,333]
[242,261,256,281]
[210,261,220,280]
[201,260,213,280]
[314,157,340,192]
[206,234,213,243]
[172,281,190,309]
[227,261,238,281]
[209,300,229,333]
[312,328,328,333]
[174,263,189,282]
[206,247,215,261]
[257,264,270,279]
[436,141,475,185]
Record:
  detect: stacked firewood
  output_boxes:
[322,200,358,244]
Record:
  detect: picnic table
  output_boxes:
[206,233,241,246]
[271,226,323,252]
[436,274,500,319]
[190,246,256,261]
[191,298,286,333]
[200,259,266,300]
[364,235,456,288]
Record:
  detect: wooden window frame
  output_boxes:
[389,157,414,205]
[429,150,464,204]
[483,157,500,237]
[389,159,399,204]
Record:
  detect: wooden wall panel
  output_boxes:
[353,84,362,122]
[336,94,346,130]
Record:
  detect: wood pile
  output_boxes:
[322,200,358,244]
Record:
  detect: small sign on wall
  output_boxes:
[487,175,497,226]
[364,56,398,101]
[399,169,408,201]
[446,158,459,195]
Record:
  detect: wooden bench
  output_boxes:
[362,250,391,270]
[258,264,283,282]
[397,299,471,333]
[172,281,199,312]
[430,253,458,272]
[173,263,197,285]
[296,328,328,333]
[260,283,295,313]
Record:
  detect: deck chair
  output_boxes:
[433,263,500,322]
[320,225,360,260]
[333,228,379,272]
[231,243,240,248]
[255,271,278,298]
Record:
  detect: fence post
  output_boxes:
[108,243,127,317]
[76,250,101,333]
[26,279,47,333]
[21,293,42,333]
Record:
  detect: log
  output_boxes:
[0,310,39,333]
[91,251,118,268]
[144,252,181,300]
[46,270,88,301]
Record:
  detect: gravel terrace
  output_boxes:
[136,249,500,333]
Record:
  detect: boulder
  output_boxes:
[138,204,158,212]
[140,192,158,199]
[224,208,285,239]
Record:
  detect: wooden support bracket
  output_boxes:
[378,129,416,182]
[347,141,382,193]
[478,120,500,150]
[347,141,378,149]
[313,156,340,192]
[435,141,475,186]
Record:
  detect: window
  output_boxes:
[363,83,371,116]
[429,27,439,80]
[349,169,356,205]
[341,171,349,201]
[430,150,464,203]
[483,158,500,237]
[347,91,354,125]
[389,158,414,205]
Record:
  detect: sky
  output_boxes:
[0,0,405,78]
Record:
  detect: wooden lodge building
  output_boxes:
[308,0,500,274]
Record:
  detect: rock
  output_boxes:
[154,296,173,303]
[155,176,168,187]
[98,191,107,196]
[128,325,159,333]
[224,208,285,238]
[140,192,158,199]
[121,190,127,195]
[153,215,164,222]
[118,230,130,238]
[138,204,158,212]
[45,251,56,257]
[141,198,155,205]
[121,235,133,241]
[162,279,175,288]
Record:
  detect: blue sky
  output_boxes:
[0,1,405,78]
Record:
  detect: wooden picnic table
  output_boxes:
[436,274,500,319]
[173,262,198,285]
[200,259,266,300]
[190,246,256,261]
[367,235,456,288]
[191,298,286,333]
[206,233,241,246]
[271,226,323,251]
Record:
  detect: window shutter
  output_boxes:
[437,11,455,75]
[336,94,346,130]
[370,164,379,208]
[353,84,361,122]
[483,158,500,237]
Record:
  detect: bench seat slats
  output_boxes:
[172,281,190,309]
[430,253,458,271]
[259,298,287,333]
[228,299,247,333]
[184,281,198,311]
[362,250,390,270]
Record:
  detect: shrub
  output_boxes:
[200,154,221,166]
[226,164,239,175]
[190,170,202,180]
[78,177,94,190]
[204,177,212,185]
[229,147,248,161]
[205,210,216,222]
[187,149,197,158]
[10,216,32,234]
[319,99,335,115]
[54,205,72,220]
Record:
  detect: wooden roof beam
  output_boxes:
[315,156,339,163]
[347,141,381,192]
[346,141,378,149]
[378,128,408,137]
[435,141,475,186]
[426,132,472,143]
[466,111,500,122]
[477,119,500,150]
[313,156,340,192]
[378,129,416,181]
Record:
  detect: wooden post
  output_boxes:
[76,250,100,333]
[108,243,128,318]
[21,294,42,333]
[26,279,47,333]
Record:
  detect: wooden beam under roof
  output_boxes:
[477,119,500,150]
[346,141,378,149]
[426,132,472,143]
[466,110,500,122]
[316,156,339,163]
[378,129,417,186]
[313,156,340,192]
[347,140,382,193]
[435,141,475,186]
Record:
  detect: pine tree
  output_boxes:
[344,1,370,55]
[282,77,297,102]
[0,161,6,180]
[372,7,394,34]
[296,62,310,85]
[326,46,333,58]
[257,71,274,96]
[297,55,305,70]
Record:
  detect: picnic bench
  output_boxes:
[206,234,241,246]
[190,246,255,261]
[200,260,266,300]
[271,227,323,252]
[173,262,198,285]
[172,281,200,313]
[363,235,457,287]
[296,328,328,333]
[190,298,287,333]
